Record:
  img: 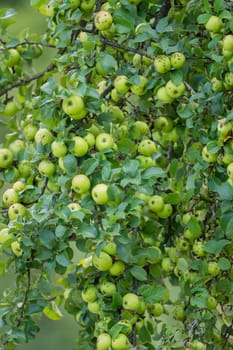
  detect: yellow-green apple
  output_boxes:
[71,174,90,194]
[38,160,55,177]
[35,128,54,145]
[170,52,185,69]
[94,11,113,31]
[72,136,88,157]
[0,148,13,168]
[51,141,67,157]
[8,203,26,220]
[92,184,109,204]
[62,95,87,120]
[154,55,171,73]
[92,251,113,271]
[2,189,19,207]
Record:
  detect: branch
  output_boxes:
[184,81,196,95]
[100,82,114,99]
[100,36,153,59]
[0,63,56,97]
[16,268,31,327]
[0,38,55,49]
[22,177,48,206]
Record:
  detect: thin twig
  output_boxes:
[100,83,114,99]
[0,63,56,97]
[184,81,196,95]
[16,268,31,327]
[0,38,55,49]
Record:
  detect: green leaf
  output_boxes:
[56,251,71,267]
[197,13,211,24]
[142,167,166,179]
[96,53,117,74]
[214,0,225,12]
[188,216,202,238]
[138,285,167,303]
[43,301,63,320]
[130,266,147,281]
[204,239,230,254]
[39,229,55,249]
[218,257,231,271]
[164,192,180,204]
[63,154,78,174]
[0,8,16,19]
[78,223,97,239]
[81,158,99,175]
[109,324,128,339]
[117,138,137,153]
[139,325,151,343]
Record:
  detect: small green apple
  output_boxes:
[157,203,173,219]
[172,305,185,320]
[94,11,113,31]
[87,301,100,314]
[72,136,88,157]
[96,333,112,350]
[154,55,171,74]
[100,281,116,296]
[2,189,19,207]
[83,132,95,149]
[109,260,125,276]
[18,160,31,178]
[38,160,55,177]
[153,116,173,132]
[68,202,81,212]
[11,240,23,257]
[51,141,67,158]
[207,261,220,276]
[192,241,205,257]
[165,80,185,98]
[92,251,113,271]
[161,257,173,272]
[23,123,38,141]
[96,133,114,151]
[156,86,174,103]
[138,139,157,156]
[205,16,223,33]
[81,285,98,303]
[191,340,206,350]
[148,302,164,316]
[206,295,217,310]
[130,76,148,95]
[102,241,117,255]
[71,174,90,194]
[111,333,129,350]
[0,228,11,244]
[202,146,217,163]
[35,128,54,145]
[92,184,109,204]
[4,100,19,117]
[122,293,140,311]
[148,195,164,213]
[114,75,129,94]
[0,148,13,168]
[62,95,87,120]
[80,0,95,11]
[223,34,233,52]
[8,203,26,220]
[227,162,233,179]
[4,49,20,67]
[170,52,186,69]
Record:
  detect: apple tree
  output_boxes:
[0,0,233,349]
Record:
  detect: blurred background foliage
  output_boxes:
[0,1,78,349]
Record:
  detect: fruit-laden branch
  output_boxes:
[100,36,154,59]
[0,38,56,49]
[23,177,49,206]
[0,63,56,97]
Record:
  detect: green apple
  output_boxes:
[92,184,109,204]
[96,133,114,151]
[153,116,173,132]
[129,0,142,4]
[111,333,129,350]
[47,180,60,193]
[138,139,157,156]
[38,160,55,177]
[109,260,125,276]
[116,320,132,335]
[87,301,100,314]
[130,76,147,95]
[62,95,87,120]
[148,302,164,316]
[68,202,81,212]
[154,55,171,74]
[157,203,173,218]
[35,128,54,145]
[172,305,185,320]
[39,4,54,16]
[72,136,88,157]
[100,281,116,296]
[18,160,31,178]
[206,295,217,310]
[13,181,25,192]
[4,100,19,117]
[80,0,95,11]
[192,241,205,257]
[2,189,19,207]
[102,241,117,255]
[191,340,206,350]
[9,139,25,156]
[165,80,185,98]
[122,293,140,311]
[156,86,174,103]
[51,141,67,158]
[70,0,81,9]
[96,333,112,350]
[202,146,217,163]
[23,123,38,141]
[93,251,112,271]
[11,241,23,257]
[223,34,233,52]
[8,203,26,220]
[170,52,185,69]
[83,132,95,149]
[71,174,90,194]
[131,121,149,137]
[205,16,223,33]
[0,228,11,244]
[217,119,232,139]
[207,261,220,276]
[114,75,129,94]
[94,11,113,31]
[211,77,223,92]
[137,298,147,314]
[4,49,20,67]
[81,285,98,302]
[111,88,121,102]
[109,106,124,123]
[227,162,233,179]
[148,195,164,212]
[137,155,154,169]
[161,257,173,272]
[0,148,13,168]
[225,72,233,86]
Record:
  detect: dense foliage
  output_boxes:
[0,0,233,349]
